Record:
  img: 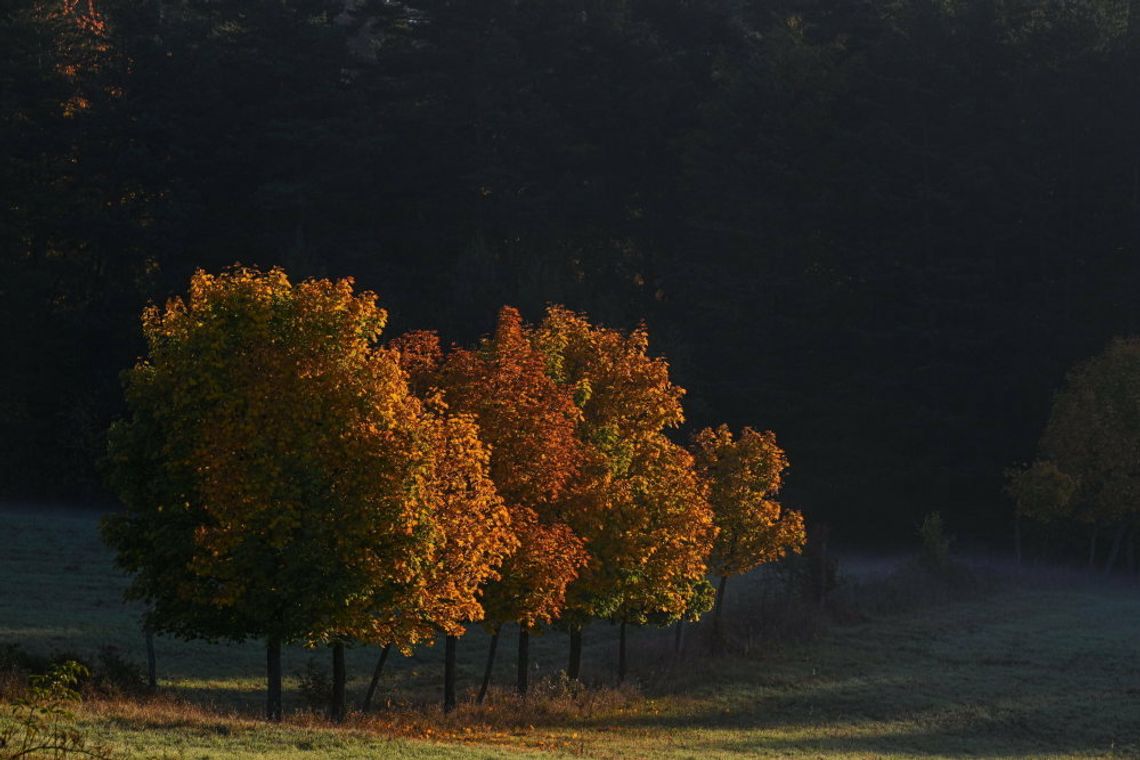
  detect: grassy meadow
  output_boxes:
[2,505,1138,759]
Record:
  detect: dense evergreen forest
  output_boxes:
[5,0,1140,545]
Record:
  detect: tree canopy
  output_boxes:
[101,266,504,716]
[392,307,589,634]
[692,425,806,580]
[533,306,716,626]
[1007,338,1140,534]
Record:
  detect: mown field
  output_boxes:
[2,505,1138,759]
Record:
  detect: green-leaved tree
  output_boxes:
[103,266,453,720]
[1007,337,1140,571]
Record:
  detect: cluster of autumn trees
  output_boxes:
[102,267,805,720]
[1006,338,1140,574]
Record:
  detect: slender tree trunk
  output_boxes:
[714,575,728,621]
[1105,523,1128,575]
[361,644,391,713]
[1088,526,1099,570]
[567,625,582,681]
[673,620,683,654]
[476,627,500,704]
[516,627,529,696]
[617,620,627,684]
[712,575,728,653]
[1014,515,1023,567]
[267,637,283,722]
[145,627,157,690]
[330,642,346,722]
[444,635,457,713]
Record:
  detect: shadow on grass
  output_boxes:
[7,507,1140,758]
[539,586,1140,757]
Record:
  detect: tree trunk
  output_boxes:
[267,638,283,722]
[330,642,346,722]
[145,627,157,690]
[476,627,500,704]
[443,635,457,713]
[361,644,391,712]
[673,620,683,654]
[714,575,728,620]
[1105,523,1128,575]
[712,575,728,653]
[617,620,627,684]
[567,625,582,681]
[516,627,529,696]
[1088,526,1099,570]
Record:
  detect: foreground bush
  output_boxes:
[0,660,111,760]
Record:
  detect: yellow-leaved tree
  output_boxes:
[691,424,806,643]
[103,267,509,721]
[1005,337,1140,571]
[534,306,717,682]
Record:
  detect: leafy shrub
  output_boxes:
[295,658,332,712]
[445,675,639,728]
[531,670,586,701]
[92,646,147,697]
[0,644,148,700]
[0,660,112,760]
[918,512,952,573]
[0,645,91,699]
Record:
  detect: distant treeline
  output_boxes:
[5,0,1140,544]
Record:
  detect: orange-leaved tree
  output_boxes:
[534,306,716,681]
[478,509,587,698]
[691,424,806,643]
[393,306,588,699]
[103,266,447,721]
[349,402,516,714]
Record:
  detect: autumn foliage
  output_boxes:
[535,305,685,449]
[692,425,807,580]
[393,307,588,633]
[104,266,808,716]
[479,510,587,631]
[105,268,434,644]
[534,306,716,627]
[349,408,516,648]
[103,267,514,717]
[436,307,585,512]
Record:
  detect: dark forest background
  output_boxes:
[5,0,1140,546]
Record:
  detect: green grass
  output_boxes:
[3,504,1139,758]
